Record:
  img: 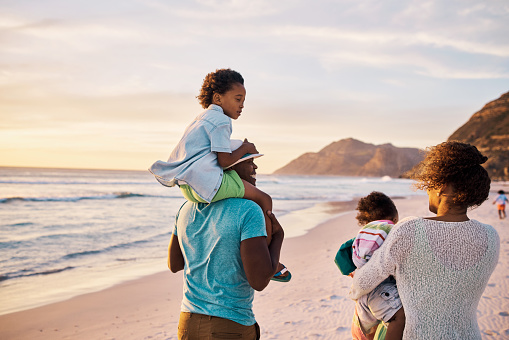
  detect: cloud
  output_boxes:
[142,0,287,19]
[269,24,509,79]
[0,0,507,171]
[274,25,509,57]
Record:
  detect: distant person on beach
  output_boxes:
[349,141,500,339]
[335,192,404,340]
[150,68,290,282]
[167,144,285,339]
[493,190,508,219]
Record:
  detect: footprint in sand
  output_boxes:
[284,320,303,325]
[483,330,498,336]
[306,332,323,338]
[499,311,509,317]
[321,294,343,302]
[335,326,349,332]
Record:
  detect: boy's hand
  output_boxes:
[267,210,284,238]
[242,138,258,155]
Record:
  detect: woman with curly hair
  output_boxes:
[149,68,290,282]
[349,141,500,339]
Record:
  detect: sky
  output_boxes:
[1,0,508,174]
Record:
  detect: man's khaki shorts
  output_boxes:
[178,312,260,339]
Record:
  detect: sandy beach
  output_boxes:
[1,186,508,340]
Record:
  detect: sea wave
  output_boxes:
[0,192,175,204]
[271,195,352,201]
[0,192,352,204]
[1,266,75,282]
[1,232,169,282]
[0,179,149,185]
[62,232,169,261]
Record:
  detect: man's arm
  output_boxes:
[240,211,284,291]
[168,234,184,273]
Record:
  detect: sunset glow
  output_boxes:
[1,1,508,173]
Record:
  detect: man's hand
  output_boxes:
[267,210,284,238]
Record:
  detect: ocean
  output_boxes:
[0,167,424,315]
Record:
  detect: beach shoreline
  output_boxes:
[1,188,508,339]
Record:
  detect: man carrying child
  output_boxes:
[167,142,284,339]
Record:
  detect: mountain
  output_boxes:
[273,138,423,177]
[448,91,509,181]
[274,91,508,179]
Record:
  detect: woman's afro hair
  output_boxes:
[410,141,490,209]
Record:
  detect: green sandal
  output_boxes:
[271,264,292,282]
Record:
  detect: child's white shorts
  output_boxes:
[356,277,402,332]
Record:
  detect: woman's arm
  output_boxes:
[349,218,416,300]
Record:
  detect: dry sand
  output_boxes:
[1,186,508,339]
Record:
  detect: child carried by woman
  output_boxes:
[335,192,405,340]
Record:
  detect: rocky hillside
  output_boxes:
[448,91,509,181]
[273,138,423,177]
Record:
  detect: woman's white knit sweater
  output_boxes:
[349,216,499,339]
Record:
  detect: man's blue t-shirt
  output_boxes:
[173,198,267,326]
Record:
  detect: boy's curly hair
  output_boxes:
[356,191,398,226]
[411,141,490,208]
[197,69,244,109]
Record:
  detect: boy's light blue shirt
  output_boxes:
[495,194,507,205]
[149,104,232,202]
[174,198,267,326]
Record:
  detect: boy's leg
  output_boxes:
[179,185,208,203]
[384,307,405,340]
[242,179,273,244]
[367,281,403,340]
[242,179,290,281]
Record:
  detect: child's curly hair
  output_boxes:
[411,141,490,208]
[356,191,398,226]
[197,69,244,109]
